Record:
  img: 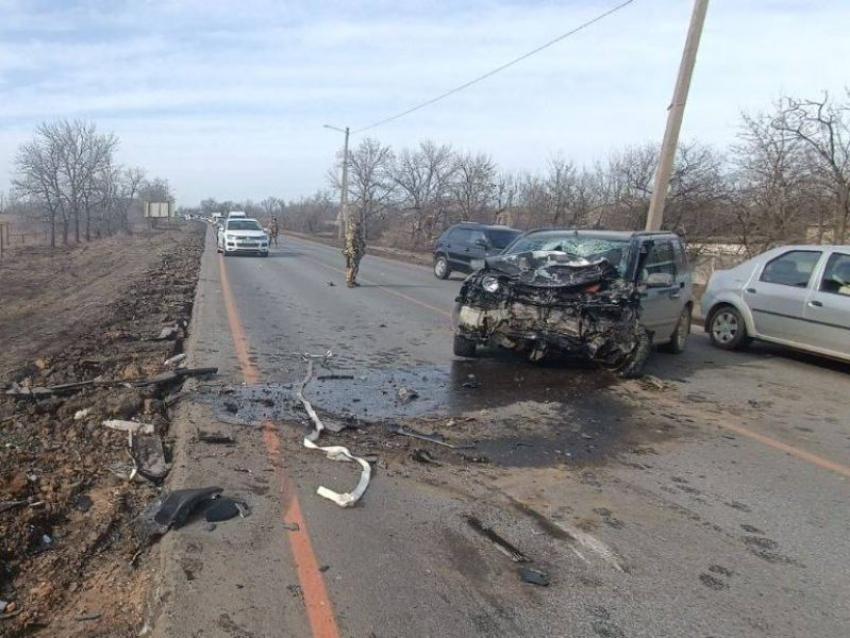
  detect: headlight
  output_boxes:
[481,275,500,293]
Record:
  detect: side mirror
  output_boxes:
[644,272,675,288]
[475,238,488,248]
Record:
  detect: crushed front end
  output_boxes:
[454,251,649,377]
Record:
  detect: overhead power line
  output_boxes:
[353,0,637,134]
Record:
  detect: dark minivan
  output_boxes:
[433,223,522,279]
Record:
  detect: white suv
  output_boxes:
[217,218,269,257]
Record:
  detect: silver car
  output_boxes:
[702,245,850,362]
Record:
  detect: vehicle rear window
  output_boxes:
[227,220,262,231]
[487,229,521,249]
[760,250,821,288]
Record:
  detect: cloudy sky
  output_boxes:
[1,0,848,205]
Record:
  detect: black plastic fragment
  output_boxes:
[205,498,240,522]
[518,566,550,587]
[154,487,223,527]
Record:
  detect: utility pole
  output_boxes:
[324,124,350,243]
[645,0,710,232]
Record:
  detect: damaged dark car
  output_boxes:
[453,230,694,378]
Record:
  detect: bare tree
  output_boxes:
[328,138,395,239]
[390,141,456,246]
[449,152,496,223]
[770,91,850,243]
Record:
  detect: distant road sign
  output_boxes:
[144,202,173,218]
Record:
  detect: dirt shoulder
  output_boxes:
[0,224,207,637]
[0,231,197,379]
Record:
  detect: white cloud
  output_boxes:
[0,0,848,204]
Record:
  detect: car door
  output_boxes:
[743,249,822,342]
[465,229,488,271]
[802,250,850,357]
[638,240,683,337]
[446,228,472,271]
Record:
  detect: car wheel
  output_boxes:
[661,306,691,354]
[615,325,651,379]
[709,305,749,350]
[434,255,451,280]
[453,334,477,357]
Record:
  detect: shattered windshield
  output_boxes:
[227,220,262,231]
[504,233,630,274]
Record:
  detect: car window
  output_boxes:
[487,229,521,249]
[227,219,262,231]
[450,228,472,245]
[760,250,821,288]
[672,238,688,271]
[819,252,850,296]
[640,242,676,282]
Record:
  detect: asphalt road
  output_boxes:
[151,228,850,638]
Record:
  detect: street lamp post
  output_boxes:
[324,124,350,243]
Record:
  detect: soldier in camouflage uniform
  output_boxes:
[342,217,366,288]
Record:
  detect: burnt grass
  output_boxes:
[0,223,205,636]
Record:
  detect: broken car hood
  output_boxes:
[484,250,619,288]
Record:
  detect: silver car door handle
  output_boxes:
[809,300,823,308]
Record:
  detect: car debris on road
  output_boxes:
[296,352,372,508]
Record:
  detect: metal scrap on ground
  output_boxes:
[385,423,475,450]
[296,351,372,508]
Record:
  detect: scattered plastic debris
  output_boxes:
[396,386,420,404]
[164,353,187,367]
[156,325,180,341]
[198,431,236,444]
[518,566,550,587]
[103,419,154,435]
[135,486,223,544]
[461,374,481,389]
[282,522,300,532]
[409,449,441,466]
[296,352,372,508]
[385,423,475,450]
[466,516,529,563]
[205,498,240,522]
[129,433,170,482]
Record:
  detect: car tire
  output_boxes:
[261,251,269,258]
[708,305,750,350]
[661,306,691,354]
[615,325,651,379]
[434,255,451,280]
[453,335,477,358]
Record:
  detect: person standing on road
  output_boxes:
[268,217,279,247]
[343,217,366,288]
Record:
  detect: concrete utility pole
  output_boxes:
[645,0,710,232]
[324,124,350,243]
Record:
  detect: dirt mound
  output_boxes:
[0,224,206,636]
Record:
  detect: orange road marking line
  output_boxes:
[712,419,850,479]
[219,255,341,638]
